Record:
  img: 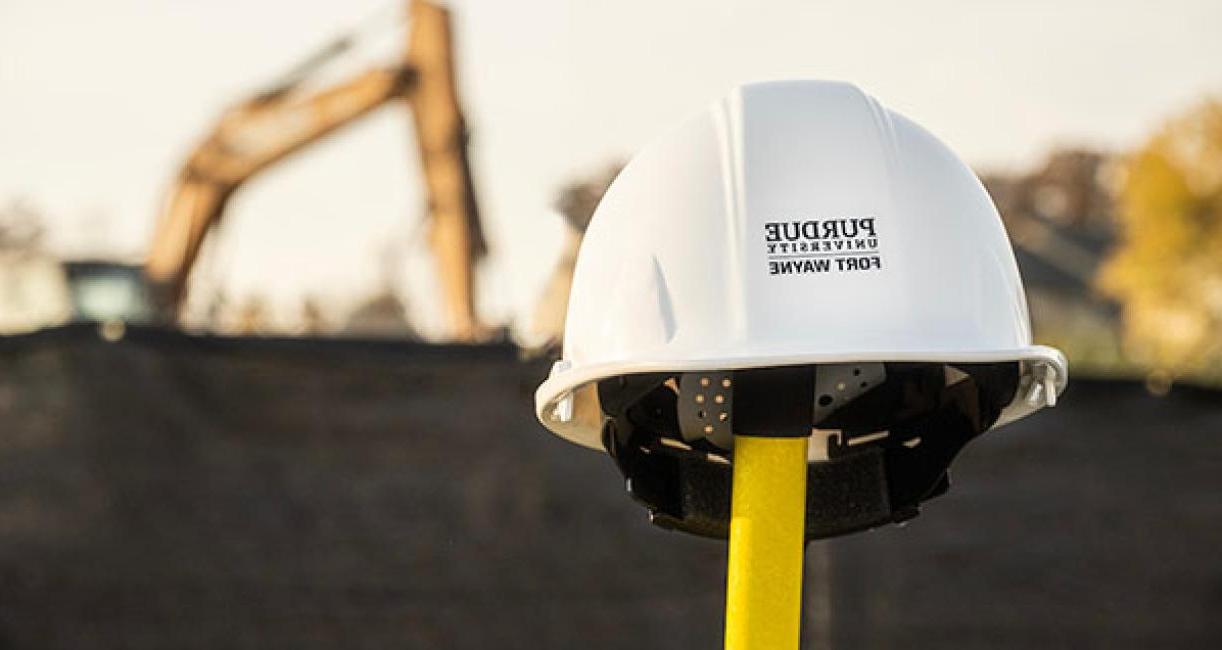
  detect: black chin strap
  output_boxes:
[600,364,1005,541]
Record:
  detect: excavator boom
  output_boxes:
[144,0,486,340]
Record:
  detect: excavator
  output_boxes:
[82,0,486,340]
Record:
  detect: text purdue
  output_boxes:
[764,218,877,242]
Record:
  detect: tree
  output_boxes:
[983,148,1115,233]
[1098,99,1222,376]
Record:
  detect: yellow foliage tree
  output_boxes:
[1098,98,1222,375]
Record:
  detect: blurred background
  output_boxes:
[0,0,1219,648]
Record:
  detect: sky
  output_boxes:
[2,0,1220,338]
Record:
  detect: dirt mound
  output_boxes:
[0,324,1217,648]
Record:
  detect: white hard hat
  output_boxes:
[534,80,1067,539]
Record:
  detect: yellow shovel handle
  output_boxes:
[724,435,808,650]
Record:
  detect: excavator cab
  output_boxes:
[61,260,155,324]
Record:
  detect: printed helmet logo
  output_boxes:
[764,218,882,275]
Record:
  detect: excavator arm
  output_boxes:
[144,0,486,340]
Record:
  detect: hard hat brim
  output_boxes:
[535,345,1067,451]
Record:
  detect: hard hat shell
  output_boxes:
[536,80,1066,450]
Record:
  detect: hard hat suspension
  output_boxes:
[598,362,1021,540]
